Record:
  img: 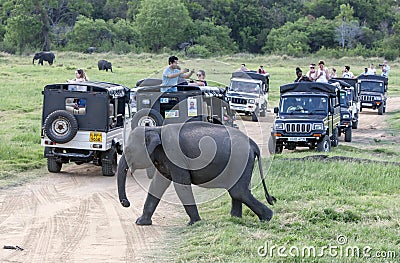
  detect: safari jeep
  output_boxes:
[41,81,131,176]
[269,82,340,154]
[131,78,235,128]
[226,71,269,122]
[330,77,360,129]
[358,75,388,115]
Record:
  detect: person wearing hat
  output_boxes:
[381,60,390,78]
[294,67,310,82]
[258,65,266,74]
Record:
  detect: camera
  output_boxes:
[378,64,384,67]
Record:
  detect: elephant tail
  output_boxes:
[255,145,276,206]
[117,154,131,207]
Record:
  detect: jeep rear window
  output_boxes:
[65,98,87,115]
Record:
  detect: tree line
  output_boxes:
[0,0,399,59]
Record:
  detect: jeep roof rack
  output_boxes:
[280,82,338,97]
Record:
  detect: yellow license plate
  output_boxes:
[90,132,102,142]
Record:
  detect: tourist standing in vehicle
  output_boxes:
[342,66,355,78]
[366,63,376,75]
[315,60,330,83]
[68,69,88,82]
[329,68,337,78]
[239,63,249,71]
[294,67,310,82]
[258,65,266,74]
[161,55,194,87]
[189,70,208,86]
[381,60,390,78]
[306,63,317,81]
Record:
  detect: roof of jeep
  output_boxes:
[44,81,129,92]
[357,74,388,85]
[280,82,338,96]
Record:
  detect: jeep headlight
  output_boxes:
[274,123,284,130]
[142,99,150,105]
[313,123,324,130]
[375,96,381,100]
[248,99,255,104]
[342,114,350,119]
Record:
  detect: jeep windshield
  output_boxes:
[360,82,384,93]
[339,91,351,107]
[280,95,327,115]
[229,80,260,94]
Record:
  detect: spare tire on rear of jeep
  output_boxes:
[44,110,79,143]
[131,108,164,130]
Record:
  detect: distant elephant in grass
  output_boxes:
[117,122,276,226]
[98,59,112,72]
[33,51,55,65]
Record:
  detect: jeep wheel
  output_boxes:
[251,106,259,122]
[317,135,331,152]
[268,136,283,154]
[378,104,384,115]
[47,158,62,173]
[352,113,359,129]
[44,110,78,143]
[331,128,339,147]
[131,109,164,130]
[102,148,117,176]
[344,127,352,142]
[260,102,267,117]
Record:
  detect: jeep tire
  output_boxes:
[378,103,384,115]
[47,158,62,173]
[44,110,78,143]
[331,128,339,147]
[352,113,358,129]
[344,127,352,142]
[268,136,283,154]
[317,135,331,152]
[252,106,259,122]
[260,102,267,117]
[102,147,117,176]
[131,108,164,130]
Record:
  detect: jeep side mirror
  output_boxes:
[274,107,279,114]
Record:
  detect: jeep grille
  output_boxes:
[361,95,375,101]
[231,98,247,104]
[285,123,311,133]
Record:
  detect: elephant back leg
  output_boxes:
[136,170,172,225]
[170,167,201,225]
[228,157,273,221]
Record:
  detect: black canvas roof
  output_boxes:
[330,77,357,88]
[280,82,338,96]
[357,74,388,85]
[231,71,269,84]
[44,81,130,98]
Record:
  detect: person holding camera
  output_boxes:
[161,55,194,87]
[380,60,390,78]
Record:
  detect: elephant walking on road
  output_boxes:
[117,122,276,226]
[33,51,55,65]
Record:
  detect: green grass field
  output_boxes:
[1,52,399,262]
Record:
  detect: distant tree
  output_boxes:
[134,0,192,52]
[335,4,361,53]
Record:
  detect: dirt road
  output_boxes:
[1,96,399,262]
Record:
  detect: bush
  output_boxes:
[188,45,211,58]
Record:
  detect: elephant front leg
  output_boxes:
[136,171,171,225]
[172,170,201,225]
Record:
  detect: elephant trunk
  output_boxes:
[117,154,131,207]
[32,58,35,64]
